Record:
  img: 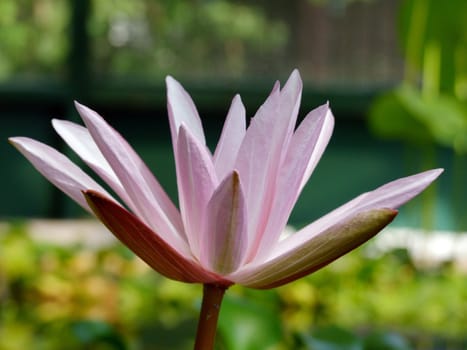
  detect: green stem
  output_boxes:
[194,284,227,350]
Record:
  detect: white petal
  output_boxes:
[277,69,303,155]
[52,119,137,210]
[233,82,281,259]
[234,71,303,261]
[74,102,188,255]
[253,103,334,261]
[176,125,218,258]
[213,95,246,180]
[9,137,114,212]
[297,104,334,192]
[166,76,206,147]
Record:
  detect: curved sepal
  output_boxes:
[231,208,397,289]
[84,190,232,286]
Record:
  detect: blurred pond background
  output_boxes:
[1,0,466,349]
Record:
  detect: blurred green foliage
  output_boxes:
[0,0,69,80]
[368,0,467,232]
[89,0,288,80]
[0,0,288,82]
[1,223,466,349]
[369,0,467,153]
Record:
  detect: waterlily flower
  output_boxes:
[9,70,442,290]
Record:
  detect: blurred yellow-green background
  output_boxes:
[1,0,466,349]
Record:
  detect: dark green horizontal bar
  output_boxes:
[0,78,393,119]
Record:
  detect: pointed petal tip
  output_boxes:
[84,189,121,212]
[415,168,444,186]
[9,136,32,149]
[83,189,111,207]
[232,94,242,103]
[73,100,85,111]
[430,168,444,177]
[74,101,101,119]
[307,102,334,128]
[232,169,240,182]
[288,68,303,81]
[177,121,206,147]
[8,137,25,151]
[272,80,281,92]
[165,75,205,144]
[74,102,107,128]
[201,170,247,275]
[74,101,93,118]
[8,136,18,145]
[165,75,176,86]
[282,70,302,97]
[166,75,185,93]
[51,118,68,130]
[83,188,99,197]
[177,122,188,138]
[383,208,399,219]
[308,101,331,115]
[284,70,303,96]
[289,68,302,81]
[318,101,332,114]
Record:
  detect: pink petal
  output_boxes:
[230,208,397,289]
[235,71,302,260]
[176,125,218,258]
[166,76,206,147]
[277,69,303,154]
[234,86,279,258]
[253,103,334,261]
[356,168,444,211]
[200,172,248,274]
[52,119,137,210]
[297,104,334,192]
[9,137,113,212]
[273,168,443,258]
[84,190,232,286]
[74,102,188,255]
[213,95,246,180]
